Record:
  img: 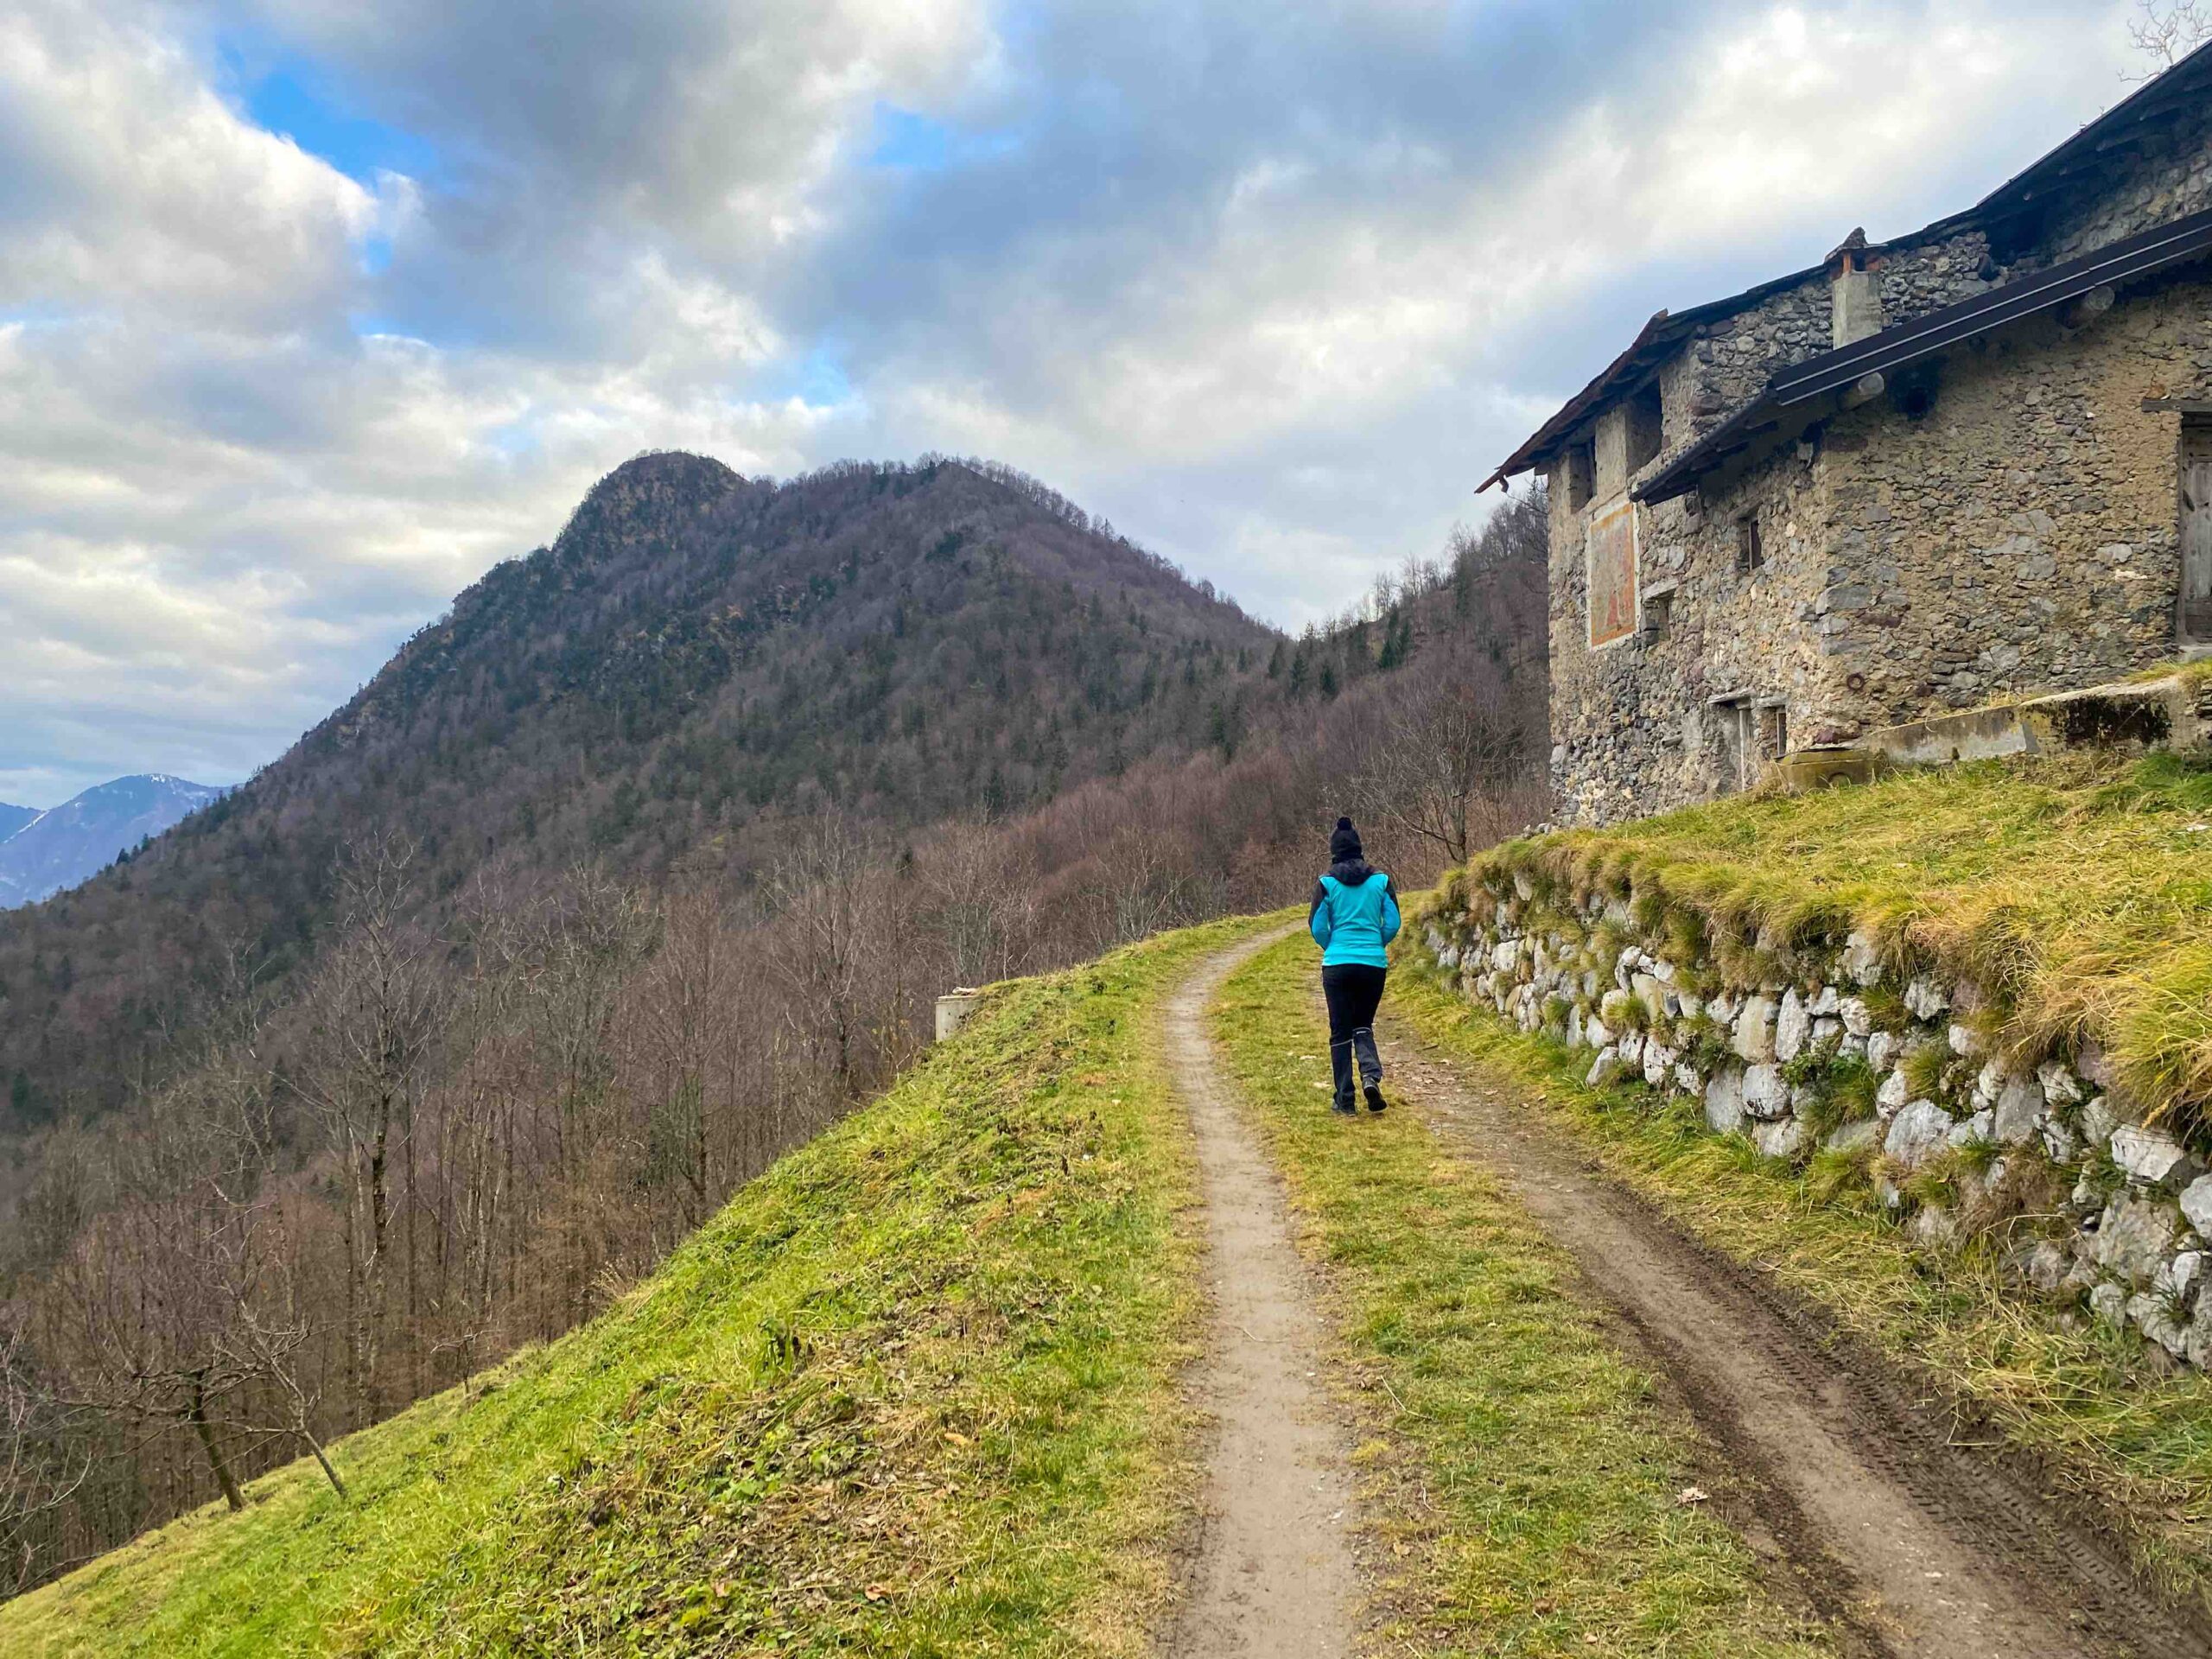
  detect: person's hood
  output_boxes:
[1326,858,1376,886]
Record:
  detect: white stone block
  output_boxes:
[2110,1124,2196,1190]
[1732,995,1777,1063]
[1992,1076,2043,1145]
[1754,1118,1808,1160]
[2081,1096,2118,1149]
[1704,1068,1745,1135]
[1839,995,1874,1038]
[1825,1118,1881,1154]
[1742,1063,1791,1120]
[2182,1175,2212,1240]
[2094,1195,2179,1282]
[1904,976,1948,1020]
[1949,1108,1994,1147]
[2158,1250,2203,1302]
[2037,1060,2084,1109]
[1884,1099,1955,1166]
[1775,989,1812,1064]
[1877,1069,1911,1113]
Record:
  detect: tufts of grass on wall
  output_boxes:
[1446,751,2212,1143]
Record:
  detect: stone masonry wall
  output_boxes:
[1548,438,1834,823]
[1876,229,1995,321]
[2037,97,2212,265]
[1546,273,2210,825]
[1792,281,2204,728]
[1422,874,2212,1372]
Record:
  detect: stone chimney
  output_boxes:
[1827,228,1883,349]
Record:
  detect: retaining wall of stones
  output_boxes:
[1421,870,2212,1370]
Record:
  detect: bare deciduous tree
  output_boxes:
[0,1326,88,1593]
[296,840,447,1426]
[2130,0,2212,74]
[1352,652,1535,868]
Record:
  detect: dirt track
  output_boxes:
[1387,1030,2212,1659]
[1164,929,1358,1659]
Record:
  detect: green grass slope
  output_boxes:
[0,921,1261,1658]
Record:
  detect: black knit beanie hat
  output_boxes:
[1329,816,1362,862]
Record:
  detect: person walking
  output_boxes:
[1308,816,1400,1116]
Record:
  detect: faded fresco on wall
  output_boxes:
[1586,495,1638,648]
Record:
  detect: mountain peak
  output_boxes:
[587,449,746,499]
[0,774,224,907]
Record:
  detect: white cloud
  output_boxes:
[0,0,404,329]
[0,0,2162,803]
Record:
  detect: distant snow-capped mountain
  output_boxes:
[0,775,226,908]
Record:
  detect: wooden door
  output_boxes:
[2182,422,2212,640]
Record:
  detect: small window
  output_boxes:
[1565,437,1595,513]
[1626,382,1663,473]
[1642,588,1674,642]
[1763,704,1789,762]
[1735,514,1764,575]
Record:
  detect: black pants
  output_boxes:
[1321,964,1387,1105]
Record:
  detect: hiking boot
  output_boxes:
[1352,1027,1386,1114]
[1331,1097,1360,1116]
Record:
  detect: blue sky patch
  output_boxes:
[232,54,440,187]
[867,104,1020,172]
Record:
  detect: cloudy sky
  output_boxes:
[0,0,2165,804]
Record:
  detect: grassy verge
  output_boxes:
[1388,950,2212,1609]
[0,919,1262,1659]
[1456,751,2212,1134]
[1211,931,1830,1658]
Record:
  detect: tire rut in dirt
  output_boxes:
[1166,930,1358,1659]
[1391,1038,2212,1659]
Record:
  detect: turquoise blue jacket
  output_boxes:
[1307,864,1401,968]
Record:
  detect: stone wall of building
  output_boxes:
[1548,435,1839,823]
[1545,273,2210,825]
[1795,277,2203,729]
[1668,276,1829,432]
[1874,228,1993,321]
[2039,97,2212,264]
[1421,873,2212,1372]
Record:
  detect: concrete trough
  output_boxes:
[1856,673,2208,773]
[934,989,984,1042]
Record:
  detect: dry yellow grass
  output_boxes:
[1451,750,2212,1139]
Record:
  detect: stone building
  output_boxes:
[1482,45,2212,824]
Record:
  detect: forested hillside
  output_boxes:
[0,451,1547,1590]
[0,453,1268,1124]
